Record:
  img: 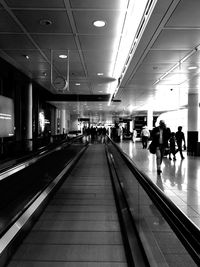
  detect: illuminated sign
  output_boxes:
[39,111,45,132]
[0,96,14,137]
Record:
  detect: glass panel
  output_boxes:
[108,142,197,266]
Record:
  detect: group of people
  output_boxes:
[83,126,107,143]
[149,120,186,175]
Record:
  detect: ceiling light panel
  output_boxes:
[93,20,106,27]
[59,54,68,59]
[73,10,122,34]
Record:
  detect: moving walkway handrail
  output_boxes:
[0,135,83,181]
[107,137,200,265]
[0,136,87,238]
[0,140,88,267]
[105,145,150,267]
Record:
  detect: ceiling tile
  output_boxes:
[0,10,22,32]
[69,62,85,77]
[185,50,200,63]
[136,63,174,74]
[152,29,200,50]
[0,34,35,49]
[83,50,112,63]
[13,10,72,33]
[79,35,115,51]
[144,50,190,64]
[3,49,47,62]
[86,61,112,76]
[69,0,128,9]
[31,34,76,50]
[130,73,162,84]
[170,62,200,73]
[166,0,200,28]
[5,0,65,8]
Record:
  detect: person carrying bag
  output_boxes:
[149,120,171,175]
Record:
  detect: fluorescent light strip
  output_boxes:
[153,49,197,85]
[108,0,155,104]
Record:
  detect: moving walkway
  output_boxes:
[0,137,199,266]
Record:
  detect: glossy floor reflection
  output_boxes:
[118,140,200,229]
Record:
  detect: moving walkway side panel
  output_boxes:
[6,144,128,267]
[0,141,87,267]
[106,140,200,267]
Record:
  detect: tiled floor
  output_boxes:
[118,140,200,229]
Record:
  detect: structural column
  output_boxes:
[56,109,60,134]
[60,109,67,134]
[147,109,153,130]
[70,114,79,131]
[25,82,33,150]
[50,107,57,136]
[187,92,199,155]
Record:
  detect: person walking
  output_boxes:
[132,128,137,143]
[151,120,171,175]
[169,132,176,160]
[175,126,186,159]
[140,126,150,148]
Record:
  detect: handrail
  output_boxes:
[0,142,88,267]
[107,137,200,265]
[105,145,150,267]
[0,135,84,181]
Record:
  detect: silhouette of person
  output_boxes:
[175,126,186,159]
[151,120,171,175]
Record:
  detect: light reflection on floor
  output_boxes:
[118,140,200,229]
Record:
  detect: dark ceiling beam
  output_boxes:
[47,94,111,102]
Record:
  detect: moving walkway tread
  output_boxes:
[6,144,132,266]
[0,142,85,237]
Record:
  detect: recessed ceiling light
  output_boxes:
[75,83,80,86]
[188,66,198,70]
[23,55,29,59]
[97,73,104,76]
[39,19,53,26]
[93,20,106,27]
[59,54,67,59]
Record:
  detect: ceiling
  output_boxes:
[0,0,200,121]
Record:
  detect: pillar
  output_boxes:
[50,107,56,135]
[187,92,199,155]
[70,114,79,131]
[56,109,60,134]
[60,109,67,134]
[147,109,153,130]
[25,82,33,150]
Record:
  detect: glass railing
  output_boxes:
[106,138,200,266]
[0,134,84,171]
